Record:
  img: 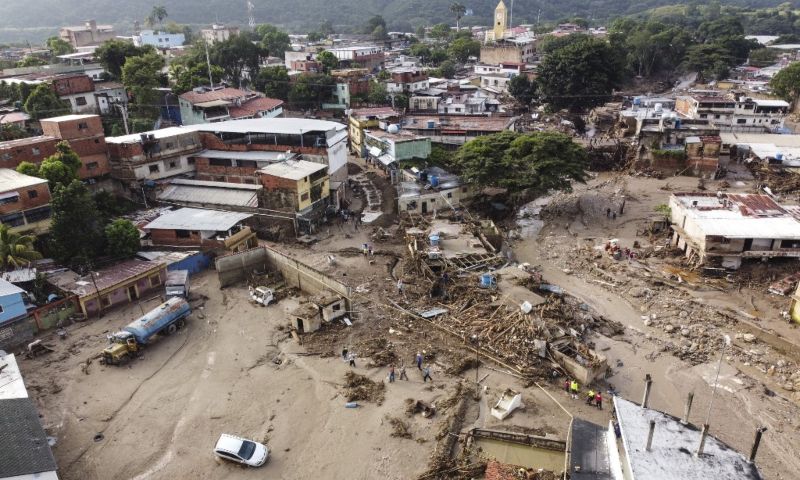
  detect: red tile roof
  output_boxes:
[228,97,284,119]
[179,87,248,104]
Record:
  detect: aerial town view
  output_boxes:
[2,0,800,479]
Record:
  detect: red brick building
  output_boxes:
[0,168,52,234]
[0,136,59,170]
[41,114,110,180]
[51,74,97,114]
[143,207,256,251]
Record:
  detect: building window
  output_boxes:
[447,192,453,198]
[94,139,100,143]
[301,192,310,201]
[149,164,160,173]
[1,153,11,161]
[714,114,720,119]
[27,189,38,199]
[101,296,111,307]
[149,274,161,287]
[0,305,4,313]
[75,97,87,106]
[169,161,177,169]
[333,304,341,311]
[700,114,707,119]
[31,147,40,155]
[0,195,19,206]
[188,157,196,165]
[24,206,51,223]
[86,162,98,170]
[737,119,747,124]
[209,158,232,167]
[175,230,191,238]
[78,122,88,130]
[0,212,24,227]
[462,187,468,193]
[165,142,174,149]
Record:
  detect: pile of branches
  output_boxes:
[343,372,385,404]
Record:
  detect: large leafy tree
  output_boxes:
[146,5,168,29]
[288,74,334,108]
[452,131,588,195]
[49,180,104,264]
[317,51,339,73]
[211,34,263,87]
[105,219,140,257]
[96,39,155,79]
[253,66,291,100]
[122,51,165,110]
[255,24,291,59]
[0,224,41,271]
[46,36,75,56]
[447,37,480,62]
[23,83,69,120]
[508,75,537,106]
[537,37,622,112]
[16,140,82,188]
[771,62,800,106]
[170,59,224,94]
[450,2,467,30]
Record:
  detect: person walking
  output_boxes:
[586,389,595,406]
[368,244,373,256]
[389,364,396,383]
[570,380,579,399]
[564,379,570,394]
[397,279,404,294]
[348,352,356,367]
[606,207,611,218]
[342,346,348,360]
[399,364,408,381]
[415,352,423,370]
[422,366,432,383]
[595,392,603,410]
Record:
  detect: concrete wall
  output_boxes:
[215,247,270,288]
[0,315,35,351]
[263,245,351,299]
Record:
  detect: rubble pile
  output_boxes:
[343,372,385,404]
[746,162,800,195]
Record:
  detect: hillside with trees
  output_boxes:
[0,0,798,41]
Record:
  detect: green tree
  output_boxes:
[96,40,154,79]
[307,31,324,42]
[169,59,224,94]
[415,25,427,39]
[46,36,74,56]
[23,83,70,120]
[452,131,588,195]
[253,66,291,100]
[317,51,339,73]
[0,224,41,271]
[372,25,387,41]
[146,5,168,29]
[105,219,140,257]
[409,43,431,63]
[435,60,456,78]
[748,48,778,68]
[16,162,40,177]
[537,37,622,112]
[319,20,335,36]
[49,180,104,264]
[448,37,480,62]
[256,24,291,59]
[683,43,734,82]
[450,2,467,30]
[367,81,388,104]
[211,34,263,86]
[39,141,82,187]
[508,75,537,105]
[17,56,47,68]
[429,23,451,40]
[122,52,165,110]
[363,15,386,35]
[288,74,335,108]
[771,62,800,105]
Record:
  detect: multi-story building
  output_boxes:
[178,87,284,125]
[347,107,400,157]
[105,127,203,189]
[364,128,431,173]
[329,69,370,109]
[386,69,429,94]
[0,136,58,170]
[51,74,97,114]
[258,160,330,216]
[675,95,789,132]
[327,46,384,71]
[40,114,111,181]
[0,168,52,234]
[93,81,127,115]
[480,38,536,65]
[200,24,240,44]
[59,20,115,48]
[132,30,186,49]
[402,114,518,146]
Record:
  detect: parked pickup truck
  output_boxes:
[101,297,191,365]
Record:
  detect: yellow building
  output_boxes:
[493,1,507,41]
[258,160,330,213]
[347,107,400,158]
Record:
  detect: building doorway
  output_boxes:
[296,318,304,333]
[743,239,753,251]
[421,201,428,214]
[128,285,139,300]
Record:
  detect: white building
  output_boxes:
[397,167,473,214]
[200,24,239,44]
[669,192,800,269]
[676,95,789,132]
[133,30,185,49]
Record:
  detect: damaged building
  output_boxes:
[669,192,800,269]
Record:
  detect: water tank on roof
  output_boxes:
[429,234,440,246]
[675,120,682,129]
[427,120,435,129]
[654,103,663,113]
[776,152,784,161]
[387,124,400,133]
[429,175,439,187]
[633,98,641,106]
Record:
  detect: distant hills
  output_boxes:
[0,0,796,43]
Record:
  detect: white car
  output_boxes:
[213,434,269,467]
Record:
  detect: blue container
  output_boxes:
[429,235,440,246]
[427,120,435,129]
[345,402,359,408]
[633,98,641,106]
[675,119,681,129]
[430,175,439,187]
[480,274,494,288]
[776,153,784,161]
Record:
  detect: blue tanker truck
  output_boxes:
[101,297,191,365]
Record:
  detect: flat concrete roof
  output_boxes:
[259,159,327,180]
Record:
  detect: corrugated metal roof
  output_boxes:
[196,149,296,162]
[259,160,326,180]
[158,183,260,208]
[48,260,165,297]
[0,398,58,477]
[0,169,47,192]
[0,278,25,297]
[144,208,252,231]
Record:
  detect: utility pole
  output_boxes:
[205,41,214,88]
[509,0,515,29]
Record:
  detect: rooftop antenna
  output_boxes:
[247,1,256,29]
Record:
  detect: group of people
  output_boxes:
[361,243,374,257]
[337,208,361,231]
[342,348,433,383]
[564,379,603,409]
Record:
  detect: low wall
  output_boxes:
[215,247,270,288]
[0,316,35,352]
[263,245,351,299]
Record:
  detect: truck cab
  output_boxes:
[165,270,190,298]
[102,331,139,365]
[249,286,275,306]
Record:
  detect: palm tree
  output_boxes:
[146,5,168,29]
[0,224,42,271]
[450,2,467,31]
